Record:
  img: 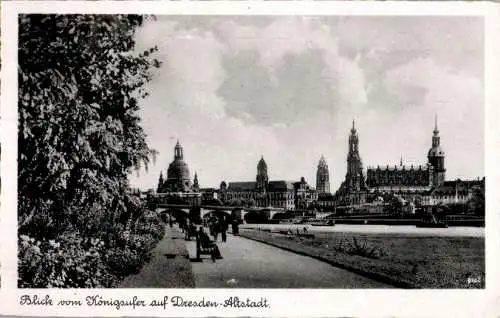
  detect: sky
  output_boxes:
[129,15,484,191]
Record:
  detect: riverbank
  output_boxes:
[239,229,484,288]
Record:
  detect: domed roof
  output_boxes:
[167,159,190,180]
[428,146,445,157]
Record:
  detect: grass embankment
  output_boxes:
[119,226,195,288]
[239,229,484,289]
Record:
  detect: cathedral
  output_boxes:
[334,117,446,206]
[156,141,201,205]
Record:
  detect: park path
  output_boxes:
[119,225,195,288]
[185,230,392,288]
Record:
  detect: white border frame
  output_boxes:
[1,1,499,317]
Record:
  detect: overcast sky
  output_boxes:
[129,15,484,191]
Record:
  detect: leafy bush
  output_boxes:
[19,213,165,288]
[333,237,386,259]
[105,247,143,278]
[18,233,116,288]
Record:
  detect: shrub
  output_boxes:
[18,233,116,288]
[333,237,386,259]
[105,247,143,278]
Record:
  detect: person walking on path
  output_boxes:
[221,221,227,243]
[213,221,220,242]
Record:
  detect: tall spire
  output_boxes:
[400,156,403,166]
[434,114,439,135]
[193,172,199,190]
[351,118,356,133]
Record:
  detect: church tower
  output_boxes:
[256,156,269,192]
[157,172,164,193]
[427,116,446,187]
[316,155,330,193]
[346,120,365,192]
[193,172,199,192]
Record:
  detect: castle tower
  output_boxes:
[157,172,164,193]
[346,120,365,192]
[316,155,330,193]
[427,116,446,187]
[256,156,269,191]
[193,172,199,192]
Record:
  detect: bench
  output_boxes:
[195,236,217,260]
[184,226,198,241]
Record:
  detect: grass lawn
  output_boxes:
[239,229,484,288]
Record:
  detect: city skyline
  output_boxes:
[128,15,484,191]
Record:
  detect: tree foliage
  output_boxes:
[467,186,485,216]
[18,14,160,239]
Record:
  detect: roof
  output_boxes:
[367,165,429,171]
[431,179,484,196]
[227,182,256,191]
[268,180,295,191]
[368,186,431,194]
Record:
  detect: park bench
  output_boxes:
[195,235,218,261]
[184,226,198,241]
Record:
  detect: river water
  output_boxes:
[240,223,484,237]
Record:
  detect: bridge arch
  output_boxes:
[271,211,288,220]
[158,207,192,223]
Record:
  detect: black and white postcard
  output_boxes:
[1,1,499,317]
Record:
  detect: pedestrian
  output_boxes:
[221,222,227,243]
[232,220,239,235]
[213,221,219,242]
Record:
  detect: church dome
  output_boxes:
[164,140,192,191]
[428,146,445,157]
[167,159,191,181]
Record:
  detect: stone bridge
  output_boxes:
[152,203,286,224]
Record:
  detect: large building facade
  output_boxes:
[334,118,450,207]
[218,157,316,211]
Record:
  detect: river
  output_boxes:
[240,223,484,237]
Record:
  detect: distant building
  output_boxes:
[334,117,460,209]
[429,178,485,206]
[294,177,318,210]
[315,192,336,211]
[316,156,330,194]
[219,157,316,210]
[155,141,201,206]
[334,120,368,206]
